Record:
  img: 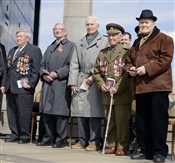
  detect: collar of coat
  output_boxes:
[134,26,160,50]
[51,38,68,46]
[80,33,104,48]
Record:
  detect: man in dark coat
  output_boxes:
[38,23,74,148]
[0,43,7,136]
[127,9,174,162]
[5,29,42,143]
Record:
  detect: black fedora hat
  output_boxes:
[136,9,157,21]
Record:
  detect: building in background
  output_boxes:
[0,0,40,52]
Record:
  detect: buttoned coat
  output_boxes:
[126,27,174,94]
[68,33,108,117]
[40,38,74,116]
[5,42,42,94]
[94,44,133,105]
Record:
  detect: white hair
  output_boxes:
[16,28,31,39]
[85,16,100,25]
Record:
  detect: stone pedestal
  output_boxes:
[63,0,92,43]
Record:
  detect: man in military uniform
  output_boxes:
[94,23,133,155]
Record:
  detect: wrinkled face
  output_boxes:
[16,32,29,47]
[108,33,122,47]
[120,34,131,46]
[139,19,155,35]
[86,18,99,35]
[53,24,65,39]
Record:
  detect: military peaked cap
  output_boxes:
[106,23,125,34]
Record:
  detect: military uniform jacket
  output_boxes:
[68,33,108,117]
[5,42,42,94]
[94,43,133,105]
[39,38,74,116]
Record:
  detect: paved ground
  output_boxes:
[0,138,173,163]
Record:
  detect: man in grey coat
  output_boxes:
[38,23,74,148]
[68,16,108,151]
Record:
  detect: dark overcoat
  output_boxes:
[0,43,7,87]
[39,38,74,116]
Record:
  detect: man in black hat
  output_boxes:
[94,23,133,155]
[127,9,174,162]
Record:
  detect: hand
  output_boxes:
[0,87,5,94]
[43,75,53,82]
[49,71,58,79]
[71,85,78,94]
[86,76,94,86]
[21,83,31,89]
[109,87,117,97]
[127,66,137,76]
[101,83,109,93]
[136,66,146,76]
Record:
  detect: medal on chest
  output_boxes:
[57,44,63,52]
[16,54,30,75]
[100,58,108,75]
[114,57,125,77]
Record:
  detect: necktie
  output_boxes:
[13,48,21,61]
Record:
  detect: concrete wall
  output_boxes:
[63,0,92,43]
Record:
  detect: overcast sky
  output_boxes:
[38,0,174,79]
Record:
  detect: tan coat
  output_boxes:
[127,26,174,94]
[68,33,108,117]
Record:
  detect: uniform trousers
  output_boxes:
[77,117,102,146]
[6,90,34,141]
[104,104,130,150]
[135,92,169,157]
[42,113,69,145]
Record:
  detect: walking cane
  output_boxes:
[102,93,113,155]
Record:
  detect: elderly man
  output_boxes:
[127,10,174,162]
[5,29,42,143]
[94,23,133,155]
[38,23,74,148]
[68,16,108,151]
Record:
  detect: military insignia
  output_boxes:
[57,44,63,52]
[114,58,125,77]
[16,54,30,75]
[100,58,108,75]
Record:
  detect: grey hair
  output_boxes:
[54,23,68,37]
[16,28,31,39]
[85,16,100,25]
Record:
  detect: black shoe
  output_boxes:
[5,138,18,143]
[52,143,65,148]
[18,139,29,144]
[37,141,51,146]
[153,154,165,162]
[131,152,146,159]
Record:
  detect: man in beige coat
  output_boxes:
[68,16,108,151]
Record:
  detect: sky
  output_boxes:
[38,0,175,79]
